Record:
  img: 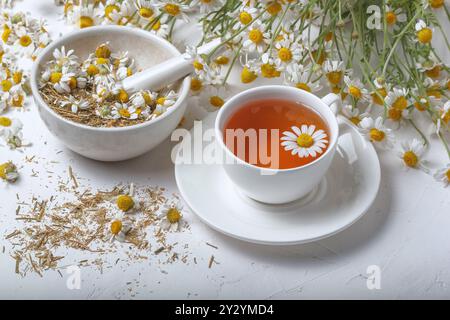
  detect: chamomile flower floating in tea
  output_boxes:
[434,164,450,187]
[39,43,179,127]
[0,161,18,183]
[158,202,183,232]
[398,139,428,172]
[281,125,329,158]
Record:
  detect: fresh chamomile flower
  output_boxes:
[0,117,27,149]
[398,138,428,171]
[243,20,270,54]
[371,78,389,106]
[385,88,409,111]
[285,64,321,93]
[131,90,155,108]
[273,34,302,70]
[436,100,450,132]
[8,85,26,108]
[384,5,407,30]
[425,0,446,9]
[423,77,444,100]
[0,161,19,183]
[148,17,170,38]
[259,53,281,79]
[434,163,450,187]
[415,19,433,44]
[323,60,347,86]
[135,0,157,21]
[13,26,34,54]
[344,76,369,101]
[110,214,132,242]
[193,0,223,14]
[359,116,395,149]
[200,85,227,111]
[97,0,121,22]
[60,95,89,113]
[281,124,329,158]
[232,6,258,30]
[416,52,442,79]
[155,0,191,23]
[158,202,183,232]
[69,4,100,29]
[341,105,370,126]
[109,0,136,26]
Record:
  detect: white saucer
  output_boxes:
[175,113,380,245]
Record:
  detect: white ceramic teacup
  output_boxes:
[215,85,340,204]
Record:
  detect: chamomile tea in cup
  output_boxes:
[215,85,340,204]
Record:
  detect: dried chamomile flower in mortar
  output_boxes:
[39,43,179,128]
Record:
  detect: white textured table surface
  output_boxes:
[1,0,449,299]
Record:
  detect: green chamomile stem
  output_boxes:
[409,119,429,147]
[167,17,176,42]
[438,131,450,160]
[382,11,420,77]
[222,43,242,85]
[268,3,291,53]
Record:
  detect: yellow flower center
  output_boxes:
[403,151,418,168]
[13,72,22,84]
[105,4,119,19]
[348,85,362,99]
[296,82,311,92]
[296,133,314,148]
[87,64,99,76]
[1,79,12,92]
[117,195,134,212]
[331,86,341,94]
[119,108,131,118]
[152,19,161,30]
[118,89,129,103]
[79,16,94,28]
[1,26,11,43]
[193,60,204,71]
[429,0,444,9]
[210,95,224,108]
[446,169,450,181]
[425,65,441,78]
[139,7,154,18]
[417,28,432,44]
[157,97,166,105]
[388,107,402,121]
[350,117,361,125]
[443,111,450,124]
[0,116,12,126]
[95,44,111,58]
[143,92,153,105]
[19,35,32,47]
[326,71,342,85]
[190,78,202,91]
[164,3,180,16]
[239,11,252,25]
[167,208,181,223]
[215,55,229,65]
[50,72,62,84]
[0,162,10,180]
[267,2,282,16]
[369,128,385,142]
[68,77,77,90]
[12,94,24,107]
[96,57,109,65]
[386,11,397,25]
[312,50,326,65]
[414,99,428,112]
[260,63,280,78]
[277,47,292,62]
[110,220,123,235]
[64,3,73,15]
[241,67,257,83]
[248,29,263,44]
[426,85,441,99]
[324,32,333,42]
[392,96,407,110]
[371,88,387,105]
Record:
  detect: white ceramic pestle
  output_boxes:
[122,38,222,92]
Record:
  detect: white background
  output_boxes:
[1,0,449,299]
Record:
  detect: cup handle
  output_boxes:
[321,93,341,116]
